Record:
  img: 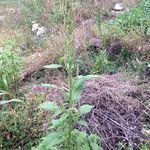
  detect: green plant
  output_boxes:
[0,93,46,150]
[33,67,100,150]
[115,0,150,30]
[140,143,150,150]
[20,0,45,25]
[33,0,100,149]
[0,40,22,94]
[125,59,149,77]
[92,50,117,74]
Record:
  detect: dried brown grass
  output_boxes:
[78,73,148,149]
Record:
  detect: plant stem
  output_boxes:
[63,0,74,149]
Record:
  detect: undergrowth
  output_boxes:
[0,40,22,95]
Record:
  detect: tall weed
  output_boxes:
[34,0,100,149]
[0,40,22,93]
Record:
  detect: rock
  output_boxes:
[113,3,125,11]
[32,23,40,32]
[0,16,5,22]
[36,26,47,37]
[32,20,37,24]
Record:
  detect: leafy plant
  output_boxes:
[125,59,149,77]
[115,0,150,30]
[33,64,100,150]
[0,40,22,93]
[0,93,46,150]
[92,50,117,74]
[34,0,100,149]
[20,0,45,25]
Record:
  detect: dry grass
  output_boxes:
[79,73,148,149]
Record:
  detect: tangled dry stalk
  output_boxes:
[77,73,150,149]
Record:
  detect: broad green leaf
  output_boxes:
[72,75,99,103]
[46,137,65,149]
[82,140,90,150]
[80,104,94,115]
[78,131,87,142]
[0,99,22,105]
[91,143,101,150]
[51,112,69,128]
[72,78,84,102]
[53,109,62,118]
[43,64,62,69]
[39,101,59,111]
[41,83,59,89]
[36,132,65,149]
[81,75,99,80]
[79,120,87,126]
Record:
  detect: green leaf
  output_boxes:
[79,120,87,126]
[36,132,65,149]
[43,64,62,69]
[80,104,94,115]
[81,75,99,80]
[53,109,62,117]
[72,75,99,103]
[0,99,22,105]
[46,137,65,149]
[72,78,84,102]
[2,74,8,90]
[91,143,101,150]
[51,112,69,128]
[41,83,59,89]
[82,140,90,150]
[39,102,59,111]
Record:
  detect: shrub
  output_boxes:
[91,50,117,74]
[0,93,46,150]
[115,0,150,30]
[125,59,149,77]
[0,40,22,93]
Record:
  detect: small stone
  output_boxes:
[32,20,37,24]
[113,3,125,11]
[0,16,5,22]
[32,23,40,32]
[36,26,46,37]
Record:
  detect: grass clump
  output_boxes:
[0,40,22,94]
[0,93,46,150]
[91,50,117,74]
